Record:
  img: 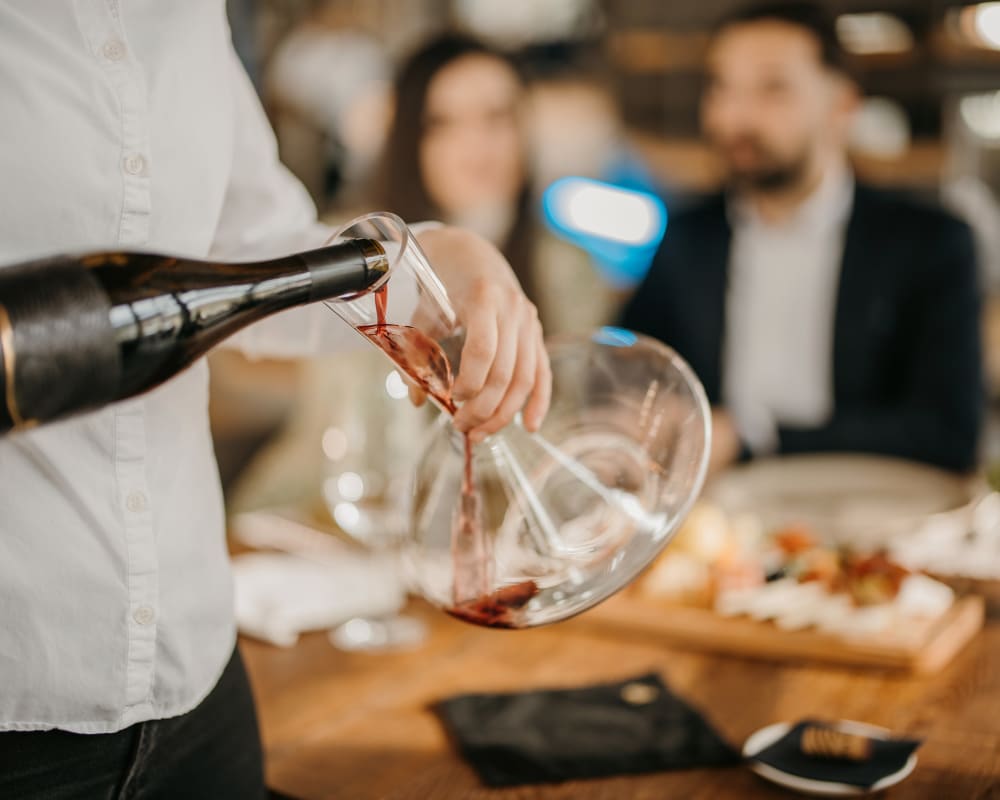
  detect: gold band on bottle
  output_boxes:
[0,302,27,428]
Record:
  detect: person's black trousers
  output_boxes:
[0,647,266,799]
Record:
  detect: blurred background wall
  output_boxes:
[231,0,1000,204]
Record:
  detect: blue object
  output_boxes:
[592,327,638,348]
[542,176,667,289]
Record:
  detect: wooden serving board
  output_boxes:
[582,592,985,674]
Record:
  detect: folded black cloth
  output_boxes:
[434,672,741,787]
[750,720,922,789]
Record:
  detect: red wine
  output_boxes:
[374,278,389,331]
[357,323,457,414]
[0,240,386,434]
[360,284,527,625]
[450,488,493,606]
[445,580,540,628]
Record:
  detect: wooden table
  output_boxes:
[242,600,1000,799]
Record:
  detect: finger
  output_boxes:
[468,320,538,439]
[452,306,520,434]
[453,284,500,402]
[522,327,551,432]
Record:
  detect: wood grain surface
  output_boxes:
[241,599,1000,799]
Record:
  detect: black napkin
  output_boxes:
[750,720,922,789]
[433,672,741,787]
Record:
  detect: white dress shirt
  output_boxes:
[722,165,855,454]
[0,0,358,733]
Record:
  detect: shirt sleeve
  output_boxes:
[210,42,355,359]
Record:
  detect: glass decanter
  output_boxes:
[325,212,711,628]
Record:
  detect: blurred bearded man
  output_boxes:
[621,1,982,473]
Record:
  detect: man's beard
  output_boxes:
[733,160,808,192]
[720,138,811,193]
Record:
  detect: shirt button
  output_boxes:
[133,605,155,626]
[101,38,127,62]
[123,153,147,176]
[125,490,147,513]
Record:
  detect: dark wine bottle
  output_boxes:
[0,239,387,434]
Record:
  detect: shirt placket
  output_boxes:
[73,0,158,722]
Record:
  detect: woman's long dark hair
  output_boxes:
[374,35,537,303]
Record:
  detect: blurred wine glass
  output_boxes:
[320,348,433,651]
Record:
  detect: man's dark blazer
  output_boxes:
[619,183,983,472]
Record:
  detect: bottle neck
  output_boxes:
[0,239,387,434]
[93,239,386,305]
[297,239,388,302]
[109,240,386,399]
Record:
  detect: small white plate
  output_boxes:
[743,720,918,797]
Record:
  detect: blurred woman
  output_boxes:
[375,35,538,304]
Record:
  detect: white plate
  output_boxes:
[743,720,917,797]
[706,454,974,545]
